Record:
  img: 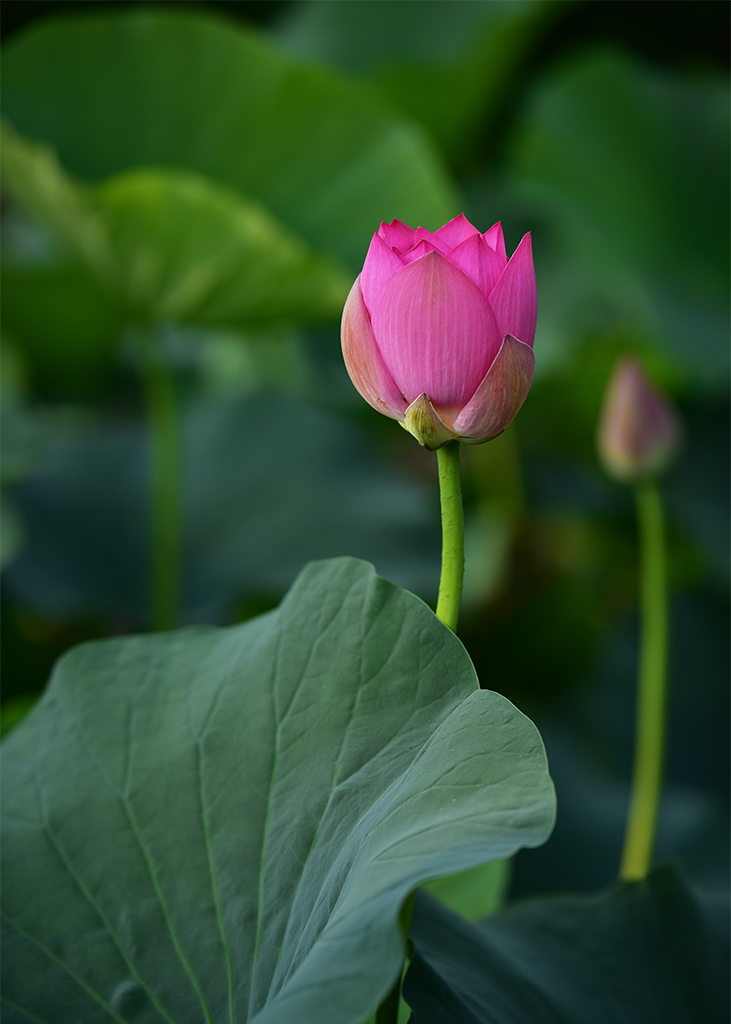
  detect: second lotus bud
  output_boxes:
[598,357,680,482]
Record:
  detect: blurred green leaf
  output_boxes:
[407,865,729,1023]
[664,399,730,585]
[0,497,23,570]
[1,8,457,269]
[0,392,44,568]
[0,692,37,737]
[3,393,441,625]
[276,0,560,167]
[196,326,312,397]
[98,168,350,326]
[506,51,730,386]
[2,558,555,1024]
[423,860,511,922]
[0,124,124,389]
[0,392,45,487]
[1,261,123,393]
[2,123,350,331]
[0,119,115,279]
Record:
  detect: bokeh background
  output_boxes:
[1,0,728,902]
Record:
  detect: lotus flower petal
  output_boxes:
[341,276,407,420]
[400,238,448,265]
[484,221,507,261]
[412,225,450,251]
[433,213,482,250]
[452,335,535,441]
[371,251,502,410]
[360,231,404,313]
[488,232,537,348]
[379,219,418,253]
[448,233,506,300]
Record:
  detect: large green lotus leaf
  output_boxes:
[98,168,349,326]
[276,0,557,167]
[505,51,729,384]
[1,123,349,329]
[1,558,556,1023]
[0,123,123,389]
[0,9,457,269]
[3,392,440,624]
[405,864,729,1023]
[0,121,115,281]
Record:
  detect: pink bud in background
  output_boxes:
[598,357,680,482]
[341,214,537,449]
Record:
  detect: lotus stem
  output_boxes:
[435,441,465,633]
[620,479,668,880]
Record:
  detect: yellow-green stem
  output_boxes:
[620,479,668,880]
[435,442,465,633]
[376,442,465,1024]
[138,331,182,631]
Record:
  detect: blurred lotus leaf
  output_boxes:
[1,8,457,270]
[506,50,730,386]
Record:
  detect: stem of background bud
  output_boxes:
[137,328,182,632]
[376,441,465,1024]
[620,479,668,880]
[435,442,465,633]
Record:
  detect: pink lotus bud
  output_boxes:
[598,357,680,482]
[341,214,537,449]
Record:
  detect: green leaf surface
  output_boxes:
[1,558,556,1023]
[506,51,730,385]
[1,123,349,330]
[0,496,23,570]
[1,260,124,393]
[3,393,442,624]
[406,864,730,1023]
[0,128,124,392]
[0,120,115,281]
[1,9,457,269]
[277,0,558,167]
[98,168,350,326]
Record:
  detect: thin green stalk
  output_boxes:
[435,442,465,633]
[137,330,182,631]
[375,442,466,1024]
[620,478,668,881]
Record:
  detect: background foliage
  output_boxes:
[1,0,729,1006]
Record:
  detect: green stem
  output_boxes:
[620,479,668,881]
[137,330,182,631]
[374,442,466,1024]
[435,442,465,633]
